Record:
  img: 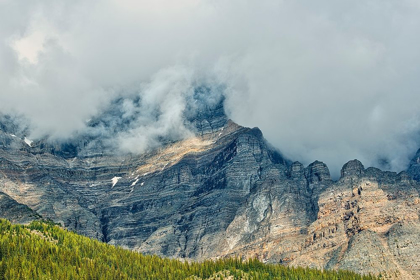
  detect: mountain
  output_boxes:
[0,100,419,279]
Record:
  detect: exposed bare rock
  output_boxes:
[289,170,420,279]
[1,108,420,279]
[305,160,332,184]
[0,191,40,223]
[341,159,365,178]
[336,230,400,277]
[407,149,420,181]
[387,222,420,279]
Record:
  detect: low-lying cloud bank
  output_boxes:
[1,0,420,176]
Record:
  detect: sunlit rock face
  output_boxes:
[1,100,420,279]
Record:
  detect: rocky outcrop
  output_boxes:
[292,171,420,279]
[0,191,40,224]
[306,160,332,184]
[341,159,365,178]
[407,149,420,181]
[1,109,420,279]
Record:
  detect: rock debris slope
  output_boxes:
[1,104,420,279]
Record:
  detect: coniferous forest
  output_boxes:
[0,219,377,280]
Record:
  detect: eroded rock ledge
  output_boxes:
[1,119,420,279]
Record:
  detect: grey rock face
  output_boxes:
[0,191,41,224]
[1,108,420,278]
[407,149,420,181]
[305,161,331,184]
[185,93,228,135]
[341,159,365,178]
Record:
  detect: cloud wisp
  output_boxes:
[1,0,420,176]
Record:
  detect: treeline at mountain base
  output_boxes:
[0,219,377,280]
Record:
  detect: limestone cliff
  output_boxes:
[1,109,420,279]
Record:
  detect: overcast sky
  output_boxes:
[1,0,420,176]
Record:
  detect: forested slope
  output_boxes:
[0,219,375,280]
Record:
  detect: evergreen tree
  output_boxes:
[0,219,378,280]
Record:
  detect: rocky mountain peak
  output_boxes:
[305,160,331,183]
[185,93,227,135]
[340,159,365,178]
[2,99,420,279]
[0,87,229,159]
[407,148,420,181]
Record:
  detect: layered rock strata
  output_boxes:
[1,114,420,279]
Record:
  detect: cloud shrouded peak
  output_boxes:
[1,0,420,176]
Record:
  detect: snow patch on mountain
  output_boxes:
[111,177,121,187]
[24,137,33,147]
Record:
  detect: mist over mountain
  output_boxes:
[2,92,420,278]
[2,3,420,278]
[2,0,420,177]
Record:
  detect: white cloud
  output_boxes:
[1,0,420,176]
[117,66,195,153]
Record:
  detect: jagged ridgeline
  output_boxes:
[1,89,420,278]
[0,219,374,280]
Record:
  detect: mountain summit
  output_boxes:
[1,101,420,279]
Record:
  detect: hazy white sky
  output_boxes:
[1,0,420,176]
